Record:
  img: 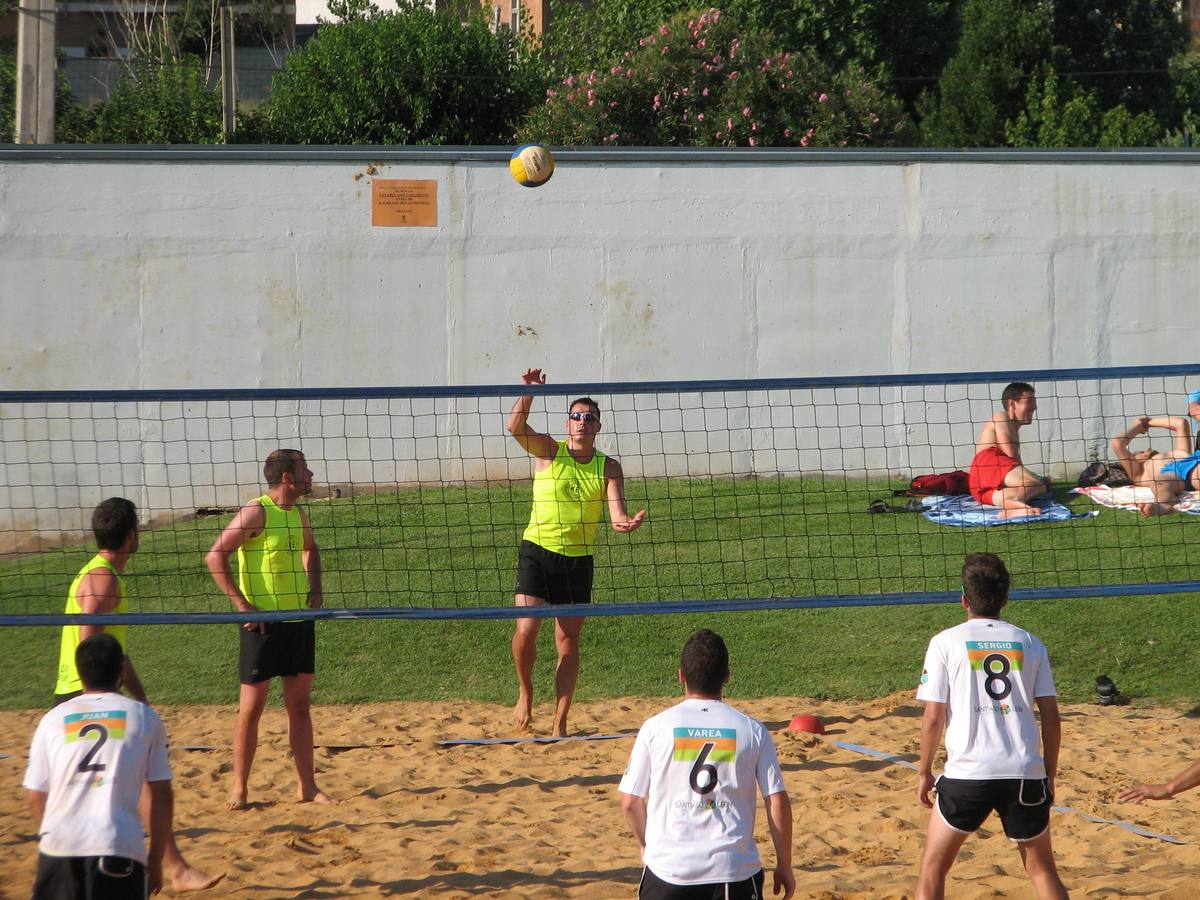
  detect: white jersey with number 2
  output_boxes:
[917,618,1056,780]
[618,697,786,885]
[23,691,172,862]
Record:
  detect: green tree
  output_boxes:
[57,57,222,143]
[1161,49,1200,146]
[1005,67,1160,146]
[1049,0,1187,119]
[918,0,1051,146]
[519,8,907,147]
[251,1,542,144]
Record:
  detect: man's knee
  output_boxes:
[239,687,269,717]
[555,619,583,646]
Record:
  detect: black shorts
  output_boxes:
[239,619,316,684]
[52,691,83,707]
[935,775,1053,842]
[639,866,765,900]
[33,853,147,900]
[514,540,594,605]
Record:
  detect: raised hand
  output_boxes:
[521,368,546,386]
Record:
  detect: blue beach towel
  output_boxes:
[920,494,1096,527]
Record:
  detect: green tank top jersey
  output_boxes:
[55,555,128,696]
[236,495,308,612]
[522,441,607,556]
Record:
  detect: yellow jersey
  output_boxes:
[55,555,127,695]
[522,441,607,556]
[236,495,308,612]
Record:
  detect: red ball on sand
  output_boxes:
[787,714,825,734]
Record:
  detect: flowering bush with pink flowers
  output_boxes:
[518,8,906,147]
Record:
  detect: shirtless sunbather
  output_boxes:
[1111,416,1200,516]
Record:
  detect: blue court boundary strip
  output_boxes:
[4,581,1198,626]
[0,362,1197,404]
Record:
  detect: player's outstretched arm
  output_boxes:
[604,458,645,532]
[205,501,267,631]
[1120,757,1200,803]
[765,791,795,899]
[916,701,947,809]
[507,368,557,459]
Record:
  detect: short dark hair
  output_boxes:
[76,633,124,691]
[1001,382,1035,406]
[962,552,1010,616]
[680,629,729,695]
[264,449,305,486]
[569,397,600,418]
[92,498,138,551]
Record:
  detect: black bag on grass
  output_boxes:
[1077,460,1131,488]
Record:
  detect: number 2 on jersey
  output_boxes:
[77,722,109,773]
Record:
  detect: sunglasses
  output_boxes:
[568,411,600,423]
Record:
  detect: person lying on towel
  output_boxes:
[1111,415,1200,516]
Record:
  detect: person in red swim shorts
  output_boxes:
[968,382,1050,519]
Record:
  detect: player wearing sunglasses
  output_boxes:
[507,368,646,736]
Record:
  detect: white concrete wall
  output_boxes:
[0,149,1198,544]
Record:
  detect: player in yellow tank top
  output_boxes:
[235,494,309,612]
[507,368,646,737]
[54,499,143,702]
[206,449,331,811]
[53,498,224,893]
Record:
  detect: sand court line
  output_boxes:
[436,733,631,746]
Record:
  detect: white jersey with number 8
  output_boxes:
[917,618,1056,780]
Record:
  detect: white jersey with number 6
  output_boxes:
[618,697,786,885]
[917,618,1056,780]
[23,691,172,862]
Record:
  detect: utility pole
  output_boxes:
[219,5,237,142]
[15,0,57,143]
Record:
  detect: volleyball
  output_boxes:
[510,144,555,188]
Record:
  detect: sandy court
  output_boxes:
[2,695,1200,898]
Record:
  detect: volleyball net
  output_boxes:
[2,364,1198,625]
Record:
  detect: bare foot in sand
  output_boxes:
[300,788,337,805]
[551,717,568,738]
[512,695,533,731]
[172,863,225,893]
[224,788,247,811]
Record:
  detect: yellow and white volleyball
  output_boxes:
[510,144,555,188]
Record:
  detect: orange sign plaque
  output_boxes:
[371,179,438,227]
